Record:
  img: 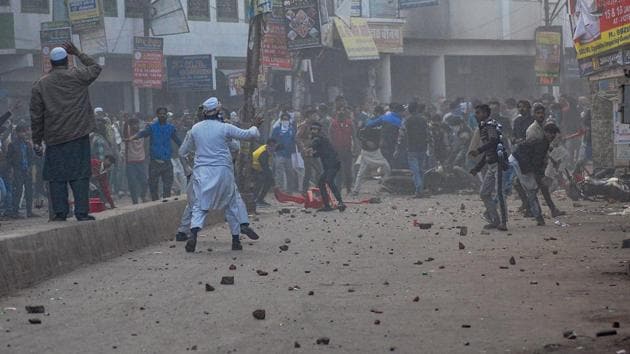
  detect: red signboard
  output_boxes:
[262,19,292,70]
[133,36,164,89]
[570,0,630,59]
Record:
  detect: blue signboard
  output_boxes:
[399,0,438,10]
[167,55,214,91]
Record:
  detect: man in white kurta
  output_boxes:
[181,97,261,252]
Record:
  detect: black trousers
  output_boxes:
[49,178,89,217]
[318,162,343,207]
[254,170,274,202]
[148,159,173,201]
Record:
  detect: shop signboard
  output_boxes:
[133,36,164,89]
[67,0,102,32]
[367,21,403,53]
[284,0,322,50]
[167,55,214,90]
[334,17,379,60]
[40,23,73,73]
[262,19,293,70]
[535,26,562,85]
[570,0,630,59]
[370,0,397,17]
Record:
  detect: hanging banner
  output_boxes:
[133,36,164,89]
[227,70,246,96]
[284,0,322,50]
[570,0,630,59]
[67,0,102,33]
[535,26,562,86]
[367,21,403,53]
[399,0,438,9]
[40,23,73,73]
[167,55,214,90]
[334,17,379,60]
[262,8,292,70]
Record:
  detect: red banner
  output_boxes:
[571,0,630,59]
[132,36,164,89]
[262,20,292,70]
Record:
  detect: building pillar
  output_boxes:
[429,55,446,100]
[133,86,140,113]
[123,84,133,113]
[376,54,392,104]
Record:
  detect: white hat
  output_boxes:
[50,47,68,61]
[202,97,219,111]
[94,107,104,114]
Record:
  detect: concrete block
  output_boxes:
[0,199,222,297]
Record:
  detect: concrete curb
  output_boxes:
[0,199,221,297]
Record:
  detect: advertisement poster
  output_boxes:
[399,0,438,9]
[227,70,246,96]
[570,0,630,59]
[133,37,164,89]
[334,18,379,60]
[284,0,322,50]
[40,23,73,73]
[535,27,562,85]
[262,10,292,70]
[367,21,403,53]
[67,0,102,32]
[167,55,214,90]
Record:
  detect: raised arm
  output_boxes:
[63,42,102,85]
[30,85,45,146]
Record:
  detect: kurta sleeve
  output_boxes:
[30,84,45,145]
[225,124,260,140]
[178,130,194,158]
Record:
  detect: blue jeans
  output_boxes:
[407,151,425,193]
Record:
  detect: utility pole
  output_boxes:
[239,13,265,213]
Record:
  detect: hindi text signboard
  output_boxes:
[334,17,379,60]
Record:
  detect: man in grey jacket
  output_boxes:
[30,42,102,221]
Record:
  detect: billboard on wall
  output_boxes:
[167,55,214,91]
[133,37,164,89]
[40,23,73,73]
[334,18,379,60]
[284,0,322,50]
[570,0,630,59]
[535,26,562,85]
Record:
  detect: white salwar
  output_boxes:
[180,119,259,235]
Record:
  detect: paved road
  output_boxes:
[1,192,629,353]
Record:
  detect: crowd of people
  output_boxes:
[0,42,593,239]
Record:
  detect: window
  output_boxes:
[125,0,144,18]
[21,0,49,13]
[369,0,398,18]
[52,0,68,21]
[216,0,238,22]
[622,85,630,124]
[187,0,209,20]
[0,0,10,6]
[0,13,14,49]
[103,0,118,17]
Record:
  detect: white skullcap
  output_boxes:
[202,97,219,111]
[94,107,104,113]
[50,47,68,61]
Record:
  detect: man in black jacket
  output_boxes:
[309,122,346,212]
[509,123,560,226]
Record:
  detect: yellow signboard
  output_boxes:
[334,18,379,61]
[571,0,630,59]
